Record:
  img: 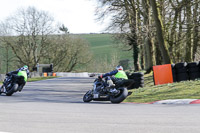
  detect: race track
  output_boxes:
[0,77,200,133]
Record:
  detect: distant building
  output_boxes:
[36,63,53,73]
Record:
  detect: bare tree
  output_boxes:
[0,7,93,72]
[1,7,56,70]
[89,52,119,73]
[192,0,199,60]
[0,21,16,73]
[149,0,171,64]
[96,0,141,71]
[96,0,200,71]
[0,41,15,73]
[59,24,69,34]
[185,0,192,62]
[142,0,154,72]
[47,35,92,72]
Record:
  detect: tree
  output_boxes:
[47,35,92,72]
[0,21,16,73]
[124,0,140,71]
[59,24,69,34]
[0,7,93,72]
[142,0,153,72]
[149,0,171,64]
[1,7,55,70]
[185,0,192,62]
[192,0,199,60]
[0,41,15,73]
[96,0,200,72]
[96,0,140,71]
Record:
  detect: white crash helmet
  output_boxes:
[116,65,123,70]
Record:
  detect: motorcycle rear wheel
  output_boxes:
[83,90,93,102]
[110,87,128,104]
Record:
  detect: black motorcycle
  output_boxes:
[83,78,134,103]
[0,74,25,96]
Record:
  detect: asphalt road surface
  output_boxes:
[0,77,200,133]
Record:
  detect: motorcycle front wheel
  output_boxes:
[110,87,128,104]
[6,84,18,96]
[0,86,3,95]
[83,90,93,102]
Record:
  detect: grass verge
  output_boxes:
[0,76,58,85]
[27,76,58,82]
[124,73,200,103]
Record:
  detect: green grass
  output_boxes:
[79,34,132,61]
[125,73,200,103]
[0,76,57,86]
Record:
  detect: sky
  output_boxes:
[0,0,109,34]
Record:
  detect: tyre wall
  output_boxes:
[187,62,200,80]
[174,62,189,82]
[127,72,144,89]
[172,61,200,82]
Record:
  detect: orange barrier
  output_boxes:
[43,73,47,77]
[153,64,173,85]
[52,73,56,77]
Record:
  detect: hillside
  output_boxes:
[0,33,133,73]
[78,34,132,62]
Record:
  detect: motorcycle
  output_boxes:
[0,74,25,96]
[83,78,134,103]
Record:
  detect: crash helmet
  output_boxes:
[116,65,123,71]
[22,65,28,71]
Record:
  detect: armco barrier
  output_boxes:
[29,72,41,78]
[0,74,5,81]
[0,72,89,81]
[55,72,89,77]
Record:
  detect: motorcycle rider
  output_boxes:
[98,65,128,93]
[1,65,29,93]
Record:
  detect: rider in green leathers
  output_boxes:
[1,65,29,93]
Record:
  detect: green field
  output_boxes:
[79,34,132,61]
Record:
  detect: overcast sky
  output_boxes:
[0,0,109,34]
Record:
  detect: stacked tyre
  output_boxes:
[175,62,189,82]
[171,64,177,82]
[127,72,144,89]
[187,61,200,80]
